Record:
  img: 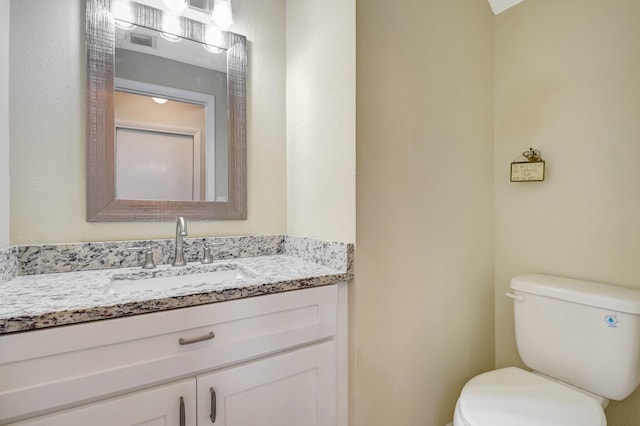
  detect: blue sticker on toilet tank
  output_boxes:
[604,315,618,328]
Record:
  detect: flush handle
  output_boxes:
[179,331,215,346]
[506,292,525,303]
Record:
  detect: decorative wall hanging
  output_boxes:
[510,148,545,182]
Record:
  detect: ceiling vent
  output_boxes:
[129,32,155,49]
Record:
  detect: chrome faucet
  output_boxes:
[172,216,188,267]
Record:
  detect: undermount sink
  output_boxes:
[107,264,252,293]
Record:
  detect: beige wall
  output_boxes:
[0,0,9,246]
[9,0,286,244]
[494,0,640,424]
[285,0,356,243]
[355,1,494,424]
[115,92,206,132]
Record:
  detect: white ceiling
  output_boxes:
[487,0,526,15]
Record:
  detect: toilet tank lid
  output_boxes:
[511,274,640,314]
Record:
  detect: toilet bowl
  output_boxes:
[453,367,606,426]
[453,274,640,426]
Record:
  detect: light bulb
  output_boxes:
[203,44,224,54]
[211,0,233,30]
[152,97,168,104]
[203,26,224,53]
[115,20,136,31]
[161,32,181,42]
[161,14,182,42]
[163,0,187,15]
[112,1,135,30]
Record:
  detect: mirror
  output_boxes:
[86,0,247,221]
[114,25,228,202]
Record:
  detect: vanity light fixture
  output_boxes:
[112,1,135,30]
[115,20,136,31]
[203,44,224,53]
[151,97,169,104]
[163,0,187,15]
[161,32,181,42]
[203,26,224,53]
[161,14,182,42]
[211,0,233,30]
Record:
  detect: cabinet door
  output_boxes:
[11,378,196,426]
[197,341,336,426]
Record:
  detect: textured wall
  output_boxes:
[9,0,286,244]
[285,0,356,243]
[355,1,495,424]
[494,1,640,424]
[0,0,9,246]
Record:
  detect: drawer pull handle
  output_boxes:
[179,331,215,345]
[179,396,185,426]
[210,387,217,423]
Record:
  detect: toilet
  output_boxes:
[454,273,640,426]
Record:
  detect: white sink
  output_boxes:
[108,265,251,293]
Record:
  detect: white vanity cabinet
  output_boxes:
[12,342,336,426]
[0,284,347,426]
[10,379,197,426]
[196,341,336,426]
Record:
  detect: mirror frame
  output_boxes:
[86,0,247,221]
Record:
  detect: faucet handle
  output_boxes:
[128,245,156,269]
[201,243,213,264]
[201,241,224,264]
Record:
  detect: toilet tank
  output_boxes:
[510,274,640,400]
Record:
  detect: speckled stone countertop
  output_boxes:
[0,236,354,334]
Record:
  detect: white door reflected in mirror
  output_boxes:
[116,127,200,201]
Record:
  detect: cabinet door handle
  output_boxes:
[178,331,215,345]
[179,396,186,426]
[209,387,217,423]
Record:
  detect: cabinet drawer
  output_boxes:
[0,285,337,423]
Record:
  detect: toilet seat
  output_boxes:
[455,367,606,426]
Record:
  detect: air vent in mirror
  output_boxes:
[129,33,155,48]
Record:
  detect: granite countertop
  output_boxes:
[0,236,354,334]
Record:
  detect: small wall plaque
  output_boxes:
[510,161,545,182]
[510,148,545,182]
